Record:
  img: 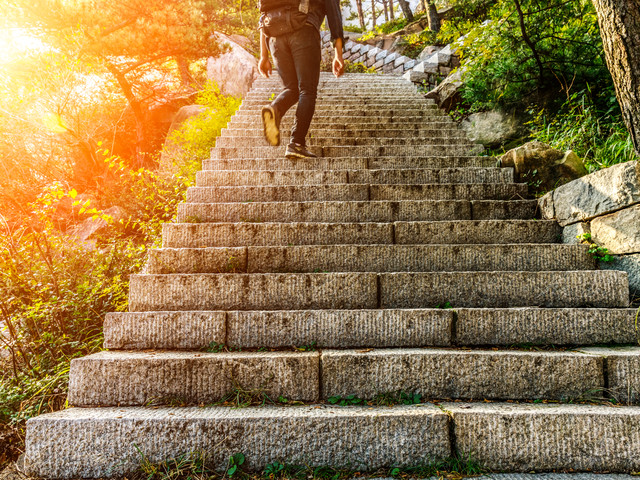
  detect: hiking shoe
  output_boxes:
[261,105,280,146]
[285,142,318,159]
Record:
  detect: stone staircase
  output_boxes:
[25,73,640,478]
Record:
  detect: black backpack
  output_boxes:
[259,0,310,37]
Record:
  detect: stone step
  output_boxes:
[143,244,594,274]
[445,402,640,472]
[240,98,433,107]
[185,184,527,203]
[161,220,561,248]
[129,272,379,311]
[194,168,514,186]
[227,117,454,128]
[201,156,497,171]
[215,136,475,148]
[249,86,419,93]
[176,200,538,223]
[323,348,604,402]
[128,271,628,312]
[234,109,447,118]
[68,351,321,406]
[379,271,628,309]
[210,145,484,160]
[220,127,468,139]
[238,105,441,114]
[24,405,449,478]
[104,308,638,350]
[68,349,608,407]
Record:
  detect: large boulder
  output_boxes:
[591,204,640,254]
[424,67,465,111]
[207,33,258,97]
[461,110,527,149]
[499,141,588,195]
[72,206,127,248]
[540,160,640,226]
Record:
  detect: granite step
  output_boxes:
[233,109,447,118]
[210,145,484,160]
[194,168,514,186]
[176,200,538,223]
[237,105,441,114]
[215,136,476,148]
[240,99,434,107]
[24,405,449,478]
[227,117,454,128]
[220,128,469,139]
[127,270,628,312]
[68,351,321,406]
[67,349,609,407]
[103,308,639,350]
[185,184,527,203]
[161,220,561,248]
[143,244,594,274]
[201,156,497,171]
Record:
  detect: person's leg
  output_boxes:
[269,34,300,120]
[288,25,321,146]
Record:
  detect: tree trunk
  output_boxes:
[383,0,389,22]
[426,0,440,32]
[592,0,640,155]
[176,56,195,88]
[397,0,413,22]
[371,0,376,28]
[389,0,394,20]
[355,0,367,31]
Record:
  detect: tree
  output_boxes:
[354,0,367,30]
[397,0,414,21]
[423,0,440,32]
[591,0,640,155]
[8,0,227,166]
[372,0,377,28]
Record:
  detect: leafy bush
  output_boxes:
[344,60,378,74]
[457,0,610,111]
[0,81,239,466]
[396,29,438,58]
[528,87,636,172]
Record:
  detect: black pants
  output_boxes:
[269,24,321,146]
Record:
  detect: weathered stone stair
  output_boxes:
[25,73,640,478]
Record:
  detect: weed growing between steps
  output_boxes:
[136,450,488,480]
[0,82,239,467]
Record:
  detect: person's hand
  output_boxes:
[333,54,344,78]
[259,56,272,78]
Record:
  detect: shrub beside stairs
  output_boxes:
[24,73,640,478]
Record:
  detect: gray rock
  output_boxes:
[404,70,435,82]
[600,253,640,296]
[425,67,465,111]
[206,33,257,97]
[561,222,590,244]
[499,141,588,194]
[461,110,526,148]
[551,160,640,226]
[414,61,439,74]
[591,204,640,254]
[418,45,442,61]
[71,206,126,247]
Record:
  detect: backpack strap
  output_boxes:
[298,0,309,14]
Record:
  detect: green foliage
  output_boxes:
[458,0,610,111]
[396,29,438,59]
[226,453,245,477]
[577,233,616,262]
[343,60,378,74]
[327,394,365,406]
[135,452,488,480]
[0,82,238,466]
[528,88,636,172]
